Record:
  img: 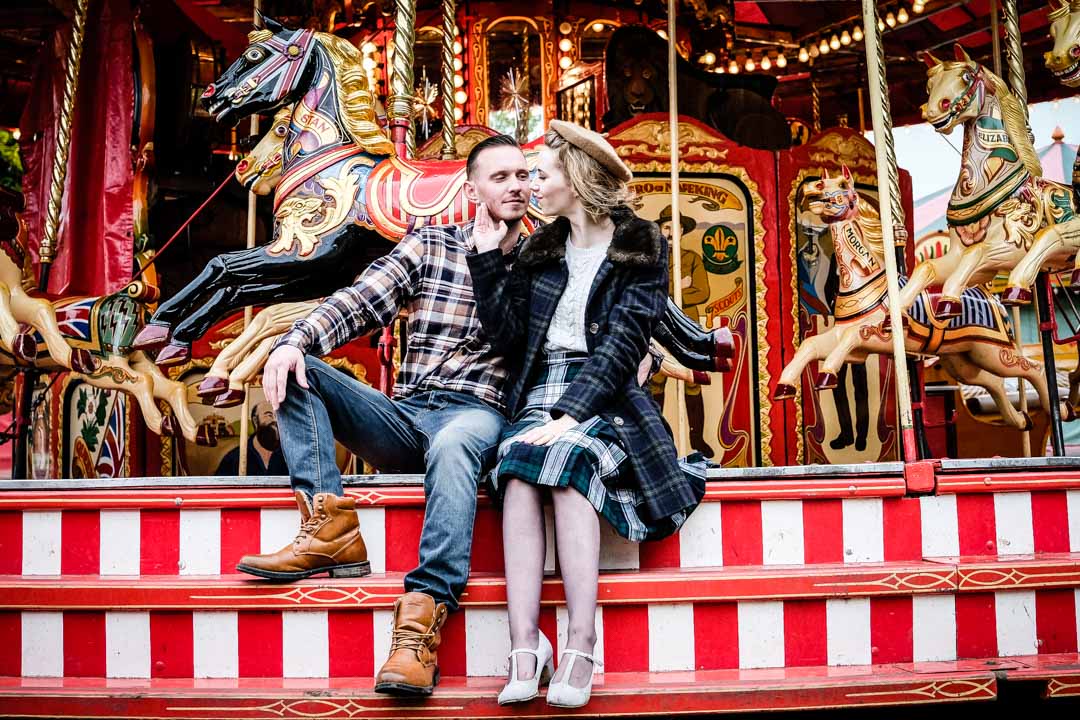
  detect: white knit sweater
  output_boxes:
[544,237,611,352]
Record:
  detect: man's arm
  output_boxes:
[275,233,425,356]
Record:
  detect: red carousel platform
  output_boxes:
[0,458,1077,717]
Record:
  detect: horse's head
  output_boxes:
[201,15,318,126]
[1046,0,1080,87]
[235,105,290,195]
[921,45,984,134]
[806,166,859,224]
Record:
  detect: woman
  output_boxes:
[467,121,705,708]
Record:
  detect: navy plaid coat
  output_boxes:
[468,205,705,524]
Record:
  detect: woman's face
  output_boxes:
[532,146,577,216]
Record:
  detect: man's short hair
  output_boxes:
[465,134,521,179]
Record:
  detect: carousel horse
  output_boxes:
[133,16,734,373]
[1045,0,1080,92]
[894,45,1080,319]
[195,99,730,408]
[774,167,1050,431]
[0,199,198,442]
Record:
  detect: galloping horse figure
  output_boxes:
[774,168,1050,431]
[895,45,1080,318]
[133,16,733,373]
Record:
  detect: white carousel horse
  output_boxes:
[894,45,1080,318]
[774,167,1051,431]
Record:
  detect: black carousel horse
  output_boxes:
[133,16,732,373]
[602,25,791,151]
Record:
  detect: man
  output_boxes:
[649,205,716,457]
[214,401,288,476]
[238,134,532,697]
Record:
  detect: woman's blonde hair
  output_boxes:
[544,128,633,222]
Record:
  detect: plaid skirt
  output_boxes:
[490,351,700,542]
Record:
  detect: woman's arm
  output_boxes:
[551,239,670,423]
[466,249,529,354]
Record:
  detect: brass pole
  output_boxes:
[861,0,917,462]
[667,0,689,456]
[810,62,821,133]
[388,0,418,157]
[439,0,457,159]
[39,0,90,291]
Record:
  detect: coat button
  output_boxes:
[612,416,624,426]
[589,322,600,334]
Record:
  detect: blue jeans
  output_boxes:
[275,356,506,610]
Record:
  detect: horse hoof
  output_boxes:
[195,425,216,447]
[772,383,797,400]
[691,370,712,386]
[934,297,962,318]
[12,333,37,363]
[197,376,228,398]
[713,326,735,363]
[155,342,191,367]
[70,349,99,374]
[1064,404,1077,422]
[1001,286,1032,305]
[213,389,245,408]
[159,415,178,438]
[1019,412,1034,432]
[815,372,838,390]
[132,323,171,352]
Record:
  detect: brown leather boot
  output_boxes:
[374,592,449,696]
[237,491,371,581]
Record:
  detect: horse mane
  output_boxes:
[313,32,395,156]
[982,67,1043,178]
[854,195,884,259]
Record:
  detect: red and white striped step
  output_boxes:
[0,655,1077,718]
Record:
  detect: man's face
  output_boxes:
[659,220,672,239]
[465,145,532,224]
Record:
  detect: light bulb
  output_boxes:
[897,7,909,23]
[453,40,463,54]
[829,34,840,50]
[559,55,573,69]
[559,38,572,52]
[453,106,463,121]
[799,47,810,62]
[453,73,464,88]
[728,60,739,73]
[878,18,886,31]
[852,25,864,41]
[809,43,820,58]
[885,12,896,27]
[361,41,377,54]
[453,57,462,71]
[592,22,605,32]
[559,21,572,35]
[702,51,716,65]
[745,57,756,71]
[840,30,851,45]
[913,1,925,13]
[761,55,772,70]
[657,29,668,40]
[776,53,788,68]
[819,38,830,54]
[716,65,725,74]
[362,56,377,71]
[454,89,467,104]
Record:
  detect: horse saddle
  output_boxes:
[366,156,473,241]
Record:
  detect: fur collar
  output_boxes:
[515,205,663,269]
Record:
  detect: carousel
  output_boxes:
[0,0,1078,716]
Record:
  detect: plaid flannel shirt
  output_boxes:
[276,221,519,411]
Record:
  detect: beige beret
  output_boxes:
[548,119,633,182]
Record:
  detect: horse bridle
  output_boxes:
[931,65,983,131]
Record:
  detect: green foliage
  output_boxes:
[0,129,22,194]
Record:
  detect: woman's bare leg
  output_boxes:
[551,486,600,688]
[503,477,547,681]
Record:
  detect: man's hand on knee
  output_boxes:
[263,345,309,411]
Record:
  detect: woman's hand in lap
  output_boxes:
[517,415,579,446]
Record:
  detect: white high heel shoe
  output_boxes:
[545,648,602,708]
[497,630,554,705]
